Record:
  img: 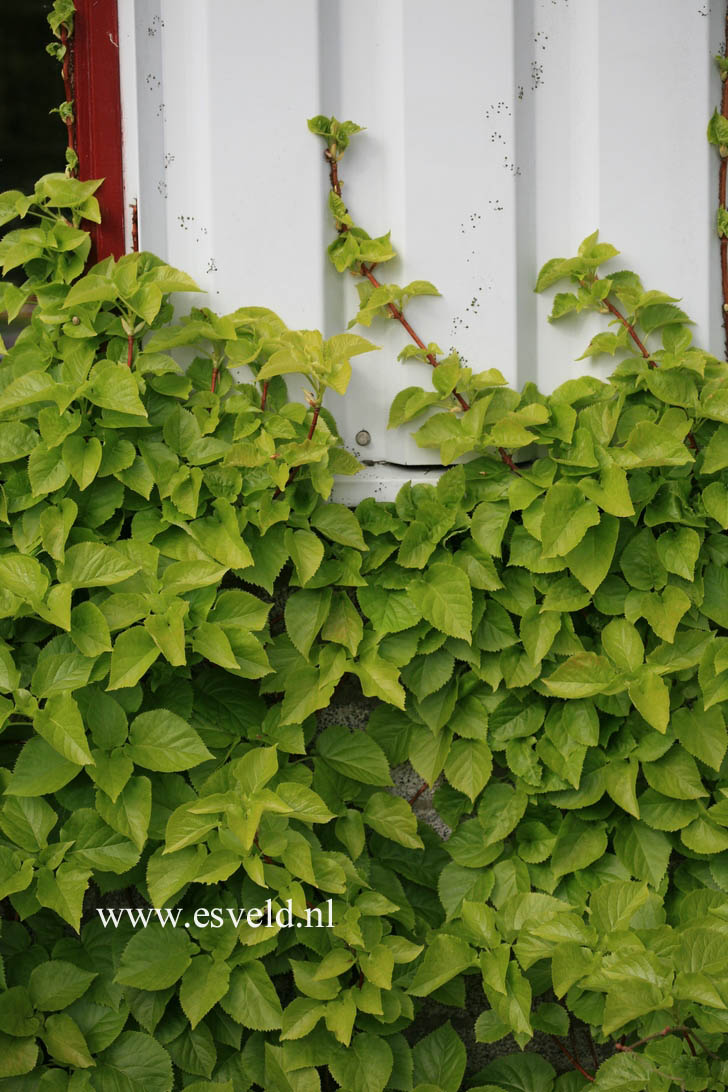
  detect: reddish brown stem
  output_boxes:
[261,380,269,410]
[210,367,219,393]
[324,144,519,473]
[408,782,428,806]
[307,404,321,440]
[59,25,77,175]
[126,333,134,369]
[130,201,139,252]
[498,447,520,474]
[327,150,342,198]
[614,1025,705,1055]
[602,298,655,366]
[253,833,273,864]
[359,263,471,412]
[550,1036,594,1082]
[720,18,728,357]
[602,294,698,451]
[273,403,321,498]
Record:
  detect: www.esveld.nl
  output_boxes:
[96,899,334,930]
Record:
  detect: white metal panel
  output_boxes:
[117,0,725,477]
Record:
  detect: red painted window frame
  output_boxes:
[72,0,126,261]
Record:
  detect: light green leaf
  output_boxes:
[364,792,423,849]
[87,360,147,417]
[116,924,194,989]
[541,481,600,558]
[408,562,472,641]
[60,542,141,588]
[127,709,213,771]
[318,725,392,785]
[108,627,160,689]
[408,935,475,997]
[445,739,493,802]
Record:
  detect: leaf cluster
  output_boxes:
[3,96,728,1092]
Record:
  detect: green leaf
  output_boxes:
[116,923,194,989]
[630,670,670,730]
[551,814,608,877]
[108,627,160,689]
[87,360,147,417]
[310,503,366,549]
[544,653,620,698]
[0,1033,38,1078]
[34,691,94,765]
[655,527,700,580]
[408,562,472,640]
[287,528,324,586]
[478,1053,556,1092]
[42,1012,95,1068]
[328,1033,394,1092]
[601,618,643,673]
[357,585,422,634]
[70,601,113,657]
[477,783,528,845]
[285,588,332,658]
[643,745,708,800]
[318,725,392,785]
[94,1031,173,1092]
[591,1052,653,1091]
[621,421,693,468]
[127,709,213,771]
[0,552,49,601]
[541,481,600,558]
[356,648,407,708]
[29,959,96,1010]
[444,739,493,802]
[60,541,141,588]
[589,879,650,934]
[321,590,363,655]
[364,792,423,849]
[62,434,102,490]
[233,744,279,795]
[604,758,640,818]
[221,961,284,1030]
[412,1022,467,1092]
[408,935,475,996]
[36,862,91,931]
[97,774,151,852]
[6,735,80,796]
[673,705,727,770]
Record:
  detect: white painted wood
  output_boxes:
[117,0,725,482]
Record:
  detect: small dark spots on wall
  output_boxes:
[534,30,549,51]
[147,15,165,36]
[484,101,511,120]
[145,74,161,91]
[157,180,168,198]
[206,259,218,273]
[164,153,175,169]
[697,3,710,14]
[488,198,504,212]
[178,214,196,231]
[531,60,544,90]
[517,85,524,100]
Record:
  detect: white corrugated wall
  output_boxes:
[116,0,725,493]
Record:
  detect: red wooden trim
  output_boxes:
[72,0,126,260]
